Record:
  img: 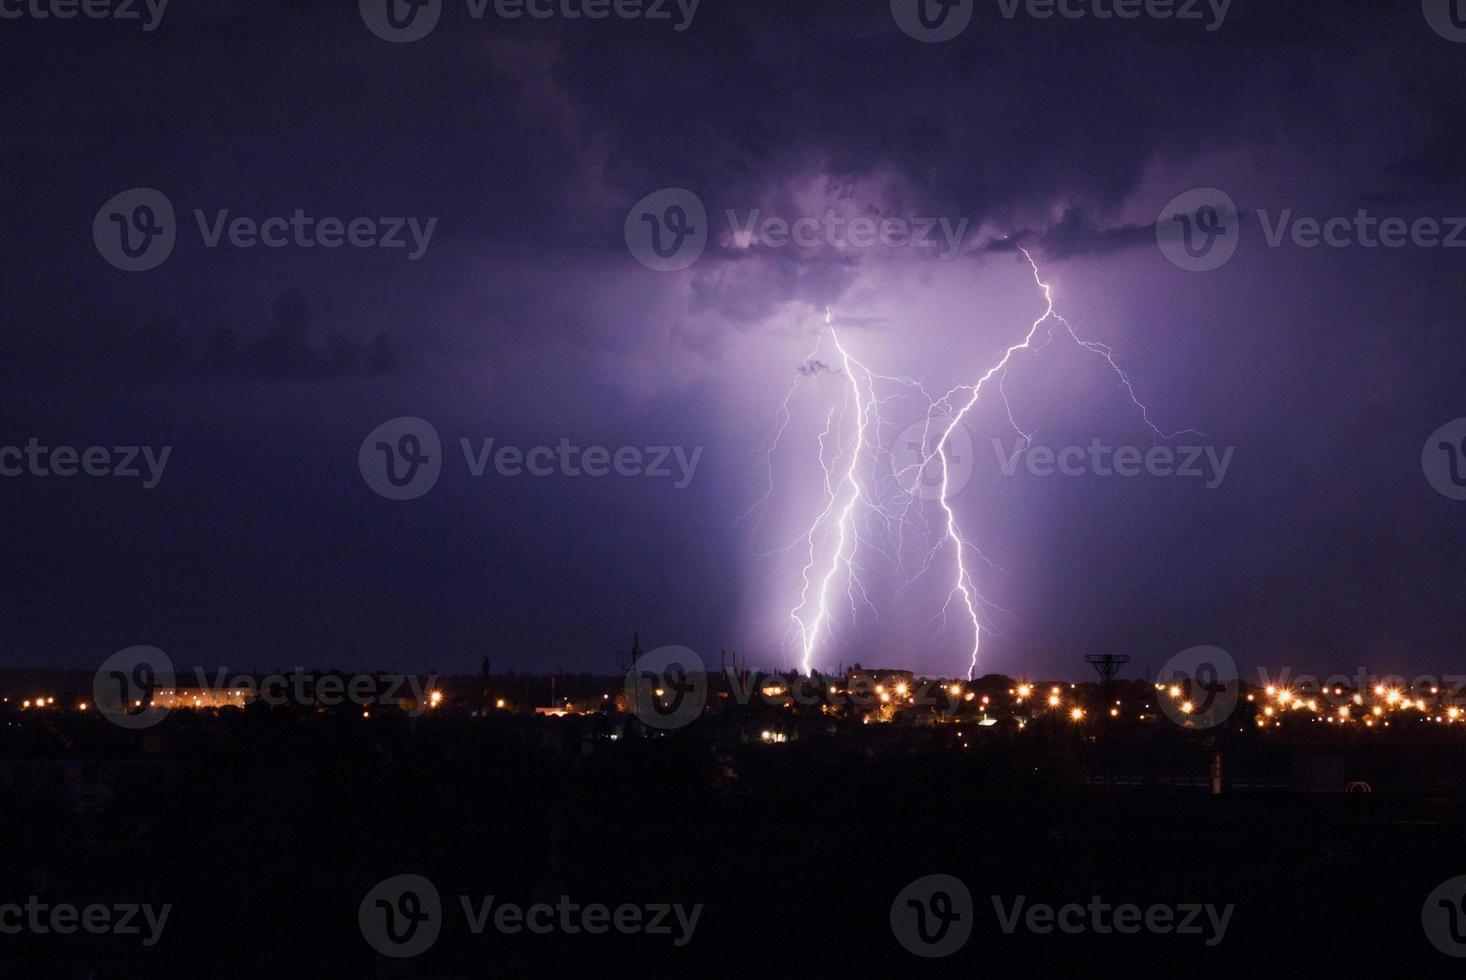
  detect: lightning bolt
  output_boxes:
[788,311,873,675]
[758,249,1194,680]
[933,249,1197,680]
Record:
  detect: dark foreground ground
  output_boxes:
[3,706,1465,977]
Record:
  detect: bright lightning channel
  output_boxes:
[773,249,1193,680]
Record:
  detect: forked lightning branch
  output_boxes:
[754,251,1194,680]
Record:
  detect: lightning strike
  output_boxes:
[757,250,1193,680]
[788,311,875,675]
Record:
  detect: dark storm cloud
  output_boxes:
[5,0,1466,676]
[537,0,1459,314]
[1372,104,1466,200]
[795,357,838,377]
[2,0,1454,350]
[0,287,406,384]
[987,209,1155,260]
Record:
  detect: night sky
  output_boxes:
[3,0,1466,681]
